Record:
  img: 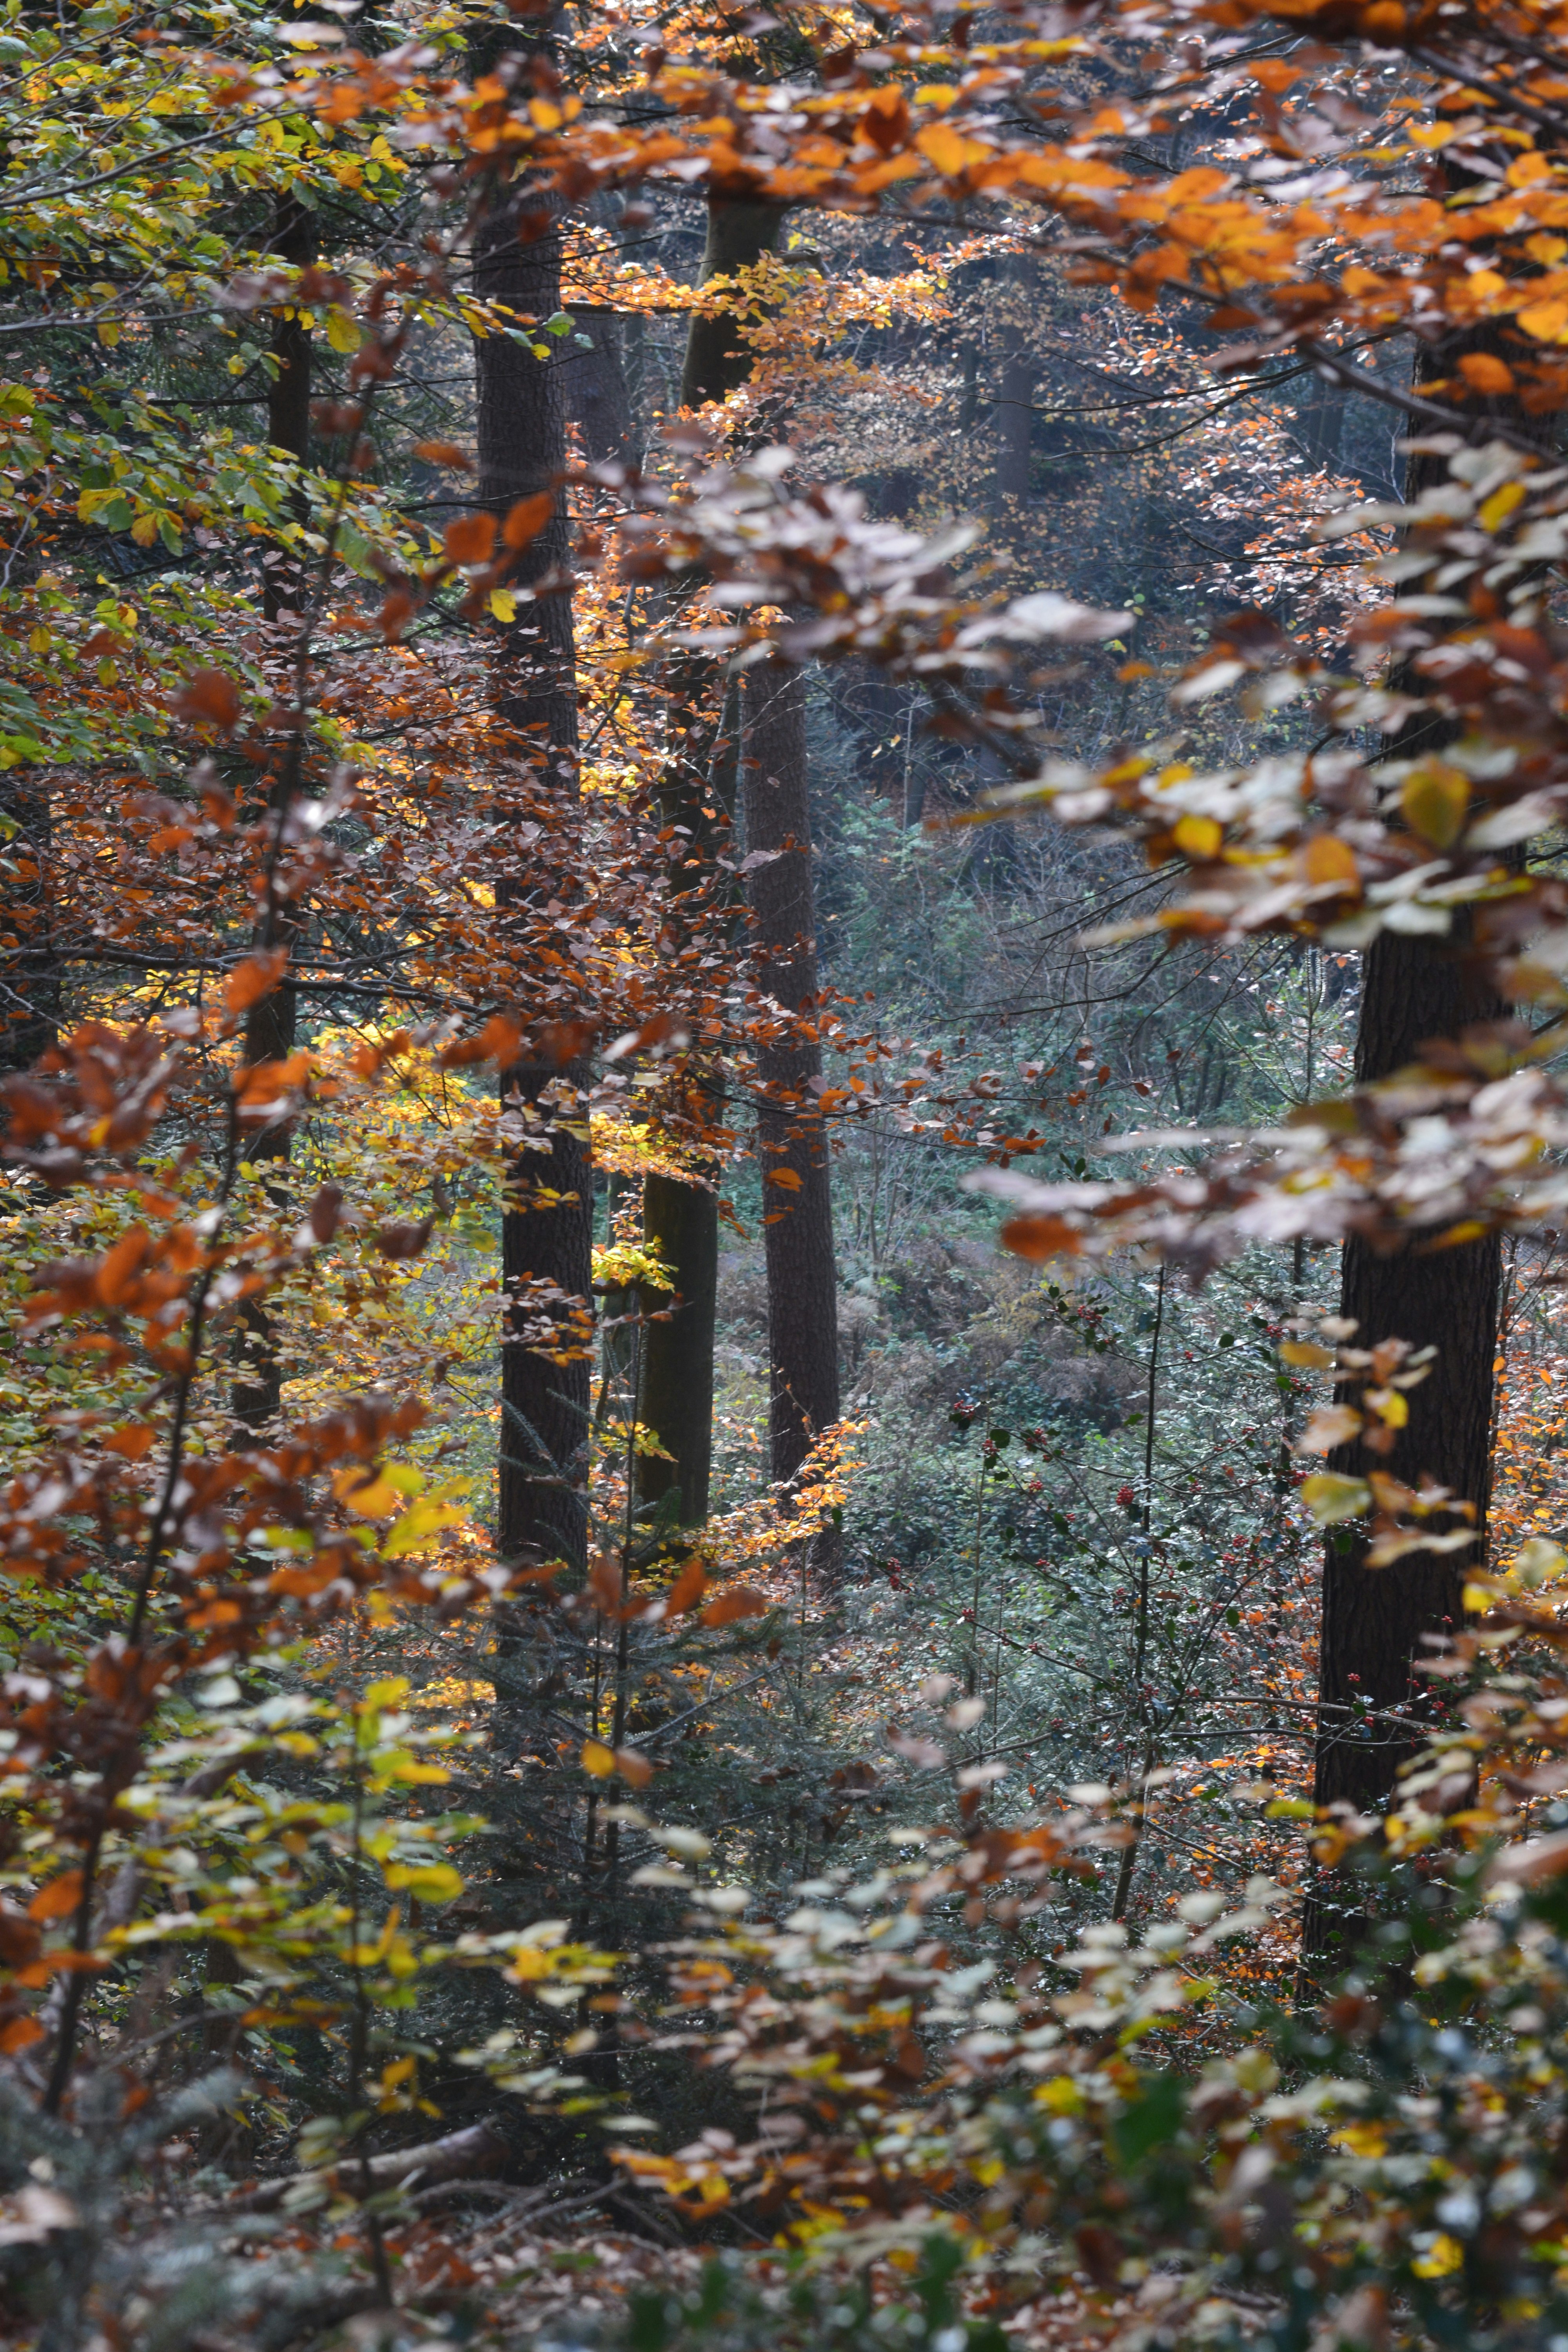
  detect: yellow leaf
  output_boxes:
[582,1739,615,1777]
[488,588,517,622]
[382,1498,465,1557]
[1281,1340,1334,1368]
[1303,833,1359,887]
[1400,763,1468,850]
[1412,2234,1464,2280]
[1478,481,1526,533]
[1365,1385,1408,1428]
[325,307,362,355]
[1172,813,1221,860]
[383,1862,463,1902]
[915,122,970,176]
[333,1469,402,1520]
[1300,1472,1371,1524]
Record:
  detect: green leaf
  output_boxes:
[1112,2072,1184,2166]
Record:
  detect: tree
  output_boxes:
[472,53,591,1571]
[743,655,840,1492]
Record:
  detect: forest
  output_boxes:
[13,0,1568,2344]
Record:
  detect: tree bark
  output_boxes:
[560,309,637,470]
[233,193,314,1437]
[635,197,790,1527]
[1304,309,1543,1954]
[742,658,839,1490]
[473,153,590,1570]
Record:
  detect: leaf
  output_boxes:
[665,1557,708,1616]
[225,948,289,1014]
[1173,814,1221,860]
[1112,2073,1185,2166]
[308,1181,344,1242]
[101,1422,157,1460]
[1001,1213,1081,1261]
[375,1216,435,1260]
[94,1225,150,1306]
[325,306,363,354]
[383,1861,463,1902]
[443,513,497,566]
[1458,352,1514,394]
[503,492,554,549]
[614,1746,653,1788]
[700,1586,770,1626]
[28,1872,83,1924]
[766,1167,803,1190]
[414,439,471,468]
[1281,1340,1334,1368]
[1400,763,1468,850]
[1304,831,1360,887]
[1297,1405,1363,1454]
[1300,1472,1372,1524]
[172,668,241,730]
[885,1726,947,1768]
[582,1740,615,1777]
[488,588,517,622]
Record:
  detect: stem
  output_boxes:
[1112,1264,1165,1924]
[348,1711,395,2312]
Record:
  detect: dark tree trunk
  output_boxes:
[680,197,787,410]
[1314,931,1504,1822]
[742,659,839,1490]
[560,310,637,470]
[638,1172,718,1526]
[234,194,314,1436]
[993,318,1032,521]
[1304,312,1544,1955]
[474,158,590,1570]
[636,197,789,1527]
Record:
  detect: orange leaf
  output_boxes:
[614,1746,653,1788]
[28,1872,83,1924]
[102,1423,157,1460]
[1303,834,1359,888]
[0,2016,45,2054]
[225,948,289,1014]
[503,492,554,550]
[414,440,472,469]
[444,513,497,566]
[1000,1213,1081,1261]
[700,1586,770,1627]
[665,1557,708,1617]
[1459,352,1515,395]
[438,1013,525,1069]
[766,1167,803,1191]
[94,1227,151,1307]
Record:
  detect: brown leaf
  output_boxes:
[309,1182,345,1243]
[614,1746,654,1788]
[172,669,241,730]
[94,1227,151,1307]
[375,1216,435,1260]
[1000,1213,1081,1261]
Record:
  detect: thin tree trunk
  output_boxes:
[637,198,789,1528]
[561,309,637,470]
[473,149,590,1571]
[234,193,313,1436]
[742,659,839,1492]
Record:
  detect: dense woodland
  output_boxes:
[18,0,1568,2345]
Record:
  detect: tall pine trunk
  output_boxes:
[638,197,788,1529]
[474,164,590,1571]
[742,659,839,1490]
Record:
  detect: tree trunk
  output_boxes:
[233,193,313,1436]
[742,658,839,1490]
[560,310,637,470]
[0,769,56,1080]
[638,1171,719,1526]
[1314,931,1504,1820]
[473,162,590,1571]
[636,198,789,1528]
[1304,314,1541,1954]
